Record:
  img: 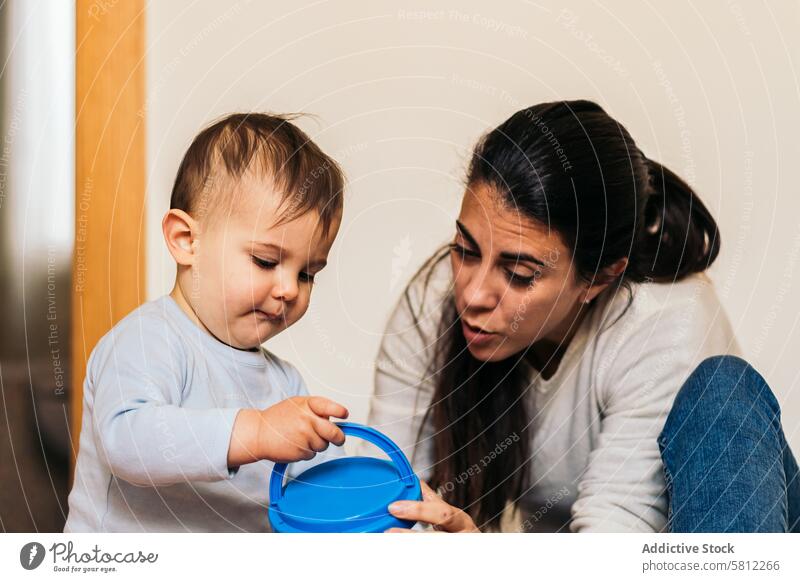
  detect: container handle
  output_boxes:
[269,422,417,507]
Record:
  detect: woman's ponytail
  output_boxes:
[630,157,720,283]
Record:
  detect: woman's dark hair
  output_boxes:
[416,100,720,530]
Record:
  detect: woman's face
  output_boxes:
[450,182,591,362]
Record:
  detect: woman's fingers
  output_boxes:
[388,480,480,532]
[388,499,472,532]
[419,479,440,501]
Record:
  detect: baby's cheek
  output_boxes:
[210,273,246,316]
[225,284,258,312]
[226,262,262,298]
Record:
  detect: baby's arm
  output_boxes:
[88,316,346,486]
[91,373,237,485]
[88,317,241,486]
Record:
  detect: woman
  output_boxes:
[371,100,800,532]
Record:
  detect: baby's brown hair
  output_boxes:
[170,113,344,237]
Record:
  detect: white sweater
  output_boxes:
[367,255,740,532]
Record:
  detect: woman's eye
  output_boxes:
[299,272,315,284]
[449,242,479,261]
[252,256,277,270]
[505,269,538,287]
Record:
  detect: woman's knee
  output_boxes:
[659,355,780,446]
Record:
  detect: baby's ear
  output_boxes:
[162,209,198,265]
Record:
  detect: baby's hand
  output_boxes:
[228,397,349,467]
[256,396,349,463]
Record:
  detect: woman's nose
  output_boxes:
[462,270,498,311]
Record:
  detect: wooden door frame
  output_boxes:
[71,0,146,482]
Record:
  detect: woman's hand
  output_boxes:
[386,480,480,533]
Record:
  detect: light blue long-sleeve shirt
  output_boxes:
[65,295,328,532]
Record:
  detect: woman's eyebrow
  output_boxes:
[455,221,546,267]
[498,250,545,267]
[455,221,480,248]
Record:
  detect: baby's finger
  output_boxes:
[307,396,349,420]
[307,431,329,453]
[312,416,346,446]
[296,445,316,461]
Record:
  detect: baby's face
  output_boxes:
[189,174,339,349]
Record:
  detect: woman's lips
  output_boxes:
[461,319,500,346]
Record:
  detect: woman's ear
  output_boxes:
[582,257,629,304]
[162,209,199,266]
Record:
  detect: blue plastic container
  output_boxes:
[268,422,422,533]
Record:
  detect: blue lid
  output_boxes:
[268,422,422,533]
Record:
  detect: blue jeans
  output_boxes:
[658,356,800,532]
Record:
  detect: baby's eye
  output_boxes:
[252,256,277,270]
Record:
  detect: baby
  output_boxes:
[65,113,349,532]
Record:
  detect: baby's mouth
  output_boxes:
[253,310,284,323]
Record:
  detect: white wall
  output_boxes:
[146,0,800,451]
